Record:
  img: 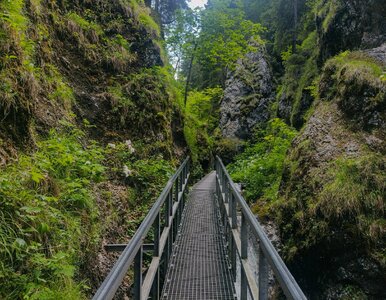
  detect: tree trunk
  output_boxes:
[292,0,298,53]
[184,42,198,105]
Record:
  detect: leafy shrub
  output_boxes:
[184,87,223,170]
[126,158,174,200]
[0,126,104,299]
[227,118,296,214]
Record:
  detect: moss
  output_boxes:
[316,154,385,244]
[66,12,104,36]
[130,0,161,38]
[320,51,385,129]
[44,64,75,108]
[318,0,339,32]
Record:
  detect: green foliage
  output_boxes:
[277,30,319,127]
[317,154,385,243]
[227,119,296,215]
[107,66,181,138]
[126,158,174,200]
[183,87,223,167]
[130,0,161,37]
[66,12,104,36]
[194,0,264,86]
[0,126,104,299]
[0,0,33,57]
[165,8,200,75]
[319,51,385,128]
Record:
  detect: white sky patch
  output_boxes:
[187,0,207,9]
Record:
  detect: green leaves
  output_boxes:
[195,0,264,83]
[0,127,105,298]
[228,119,297,206]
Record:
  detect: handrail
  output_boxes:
[93,157,190,300]
[215,156,307,300]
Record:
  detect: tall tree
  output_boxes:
[292,0,298,53]
[193,0,264,87]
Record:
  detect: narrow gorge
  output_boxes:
[0,0,384,299]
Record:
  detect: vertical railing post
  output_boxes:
[153,213,160,257]
[179,172,183,193]
[259,247,269,300]
[230,234,236,280]
[231,193,237,229]
[240,213,248,300]
[175,176,179,203]
[224,182,229,203]
[165,191,170,227]
[134,247,143,300]
[216,173,219,196]
[151,268,160,300]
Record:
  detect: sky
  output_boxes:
[187,0,207,9]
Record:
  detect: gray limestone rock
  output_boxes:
[220,45,274,140]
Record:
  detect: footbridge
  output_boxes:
[93,157,307,300]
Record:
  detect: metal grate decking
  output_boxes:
[161,172,236,300]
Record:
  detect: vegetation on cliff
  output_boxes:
[0,0,385,298]
[0,0,184,298]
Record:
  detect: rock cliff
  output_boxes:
[220,45,274,139]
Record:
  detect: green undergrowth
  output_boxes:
[276,151,385,264]
[318,154,385,237]
[277,30,319,128]
[0,126,104,299]
[107,66,183,140]
[0,123,179,298]
[183,87,223,175]
[227,118,297,217]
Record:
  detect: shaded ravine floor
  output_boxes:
[161,172,236,299]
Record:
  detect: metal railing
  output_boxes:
[93,157,190,300]
[215,156,307,300]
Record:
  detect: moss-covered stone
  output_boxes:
[274,50,386,298]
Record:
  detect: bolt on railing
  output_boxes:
[215,156,307,300]
[93,157,190,300]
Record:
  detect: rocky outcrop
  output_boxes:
[276,52,386,298]
[317,0,386,63]
[220,45,274,139]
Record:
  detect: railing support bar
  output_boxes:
[134,247,143,300]
[240,212,249,300]
[259,247,269,300]
[153,213,160,257]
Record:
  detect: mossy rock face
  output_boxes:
[0,0,182,163]
[320,52,386,131]
[275,51,386,298]
[220,45,274,139]
[316,0,386,63]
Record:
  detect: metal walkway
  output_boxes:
[161,172,236,300]
[93,157,306,300]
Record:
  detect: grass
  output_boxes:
[320,51,385,128]
[44,64,75,108]
[316,154,385,242]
